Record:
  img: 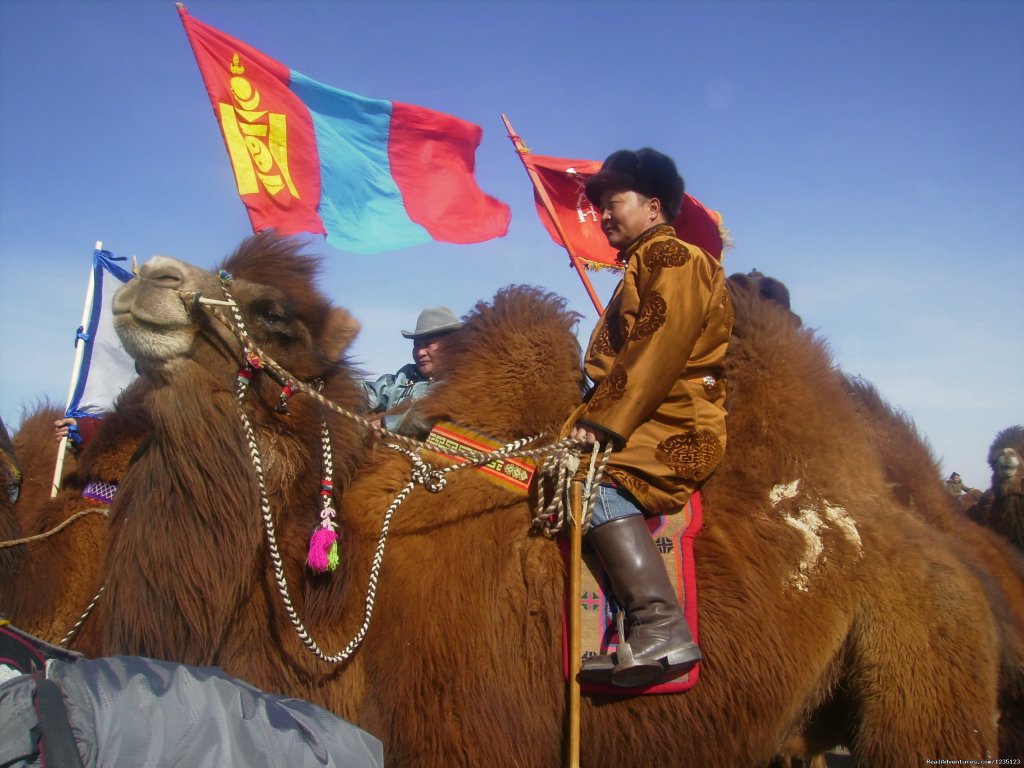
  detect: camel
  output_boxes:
[29,232,1007,768]
[972,427,1024,552]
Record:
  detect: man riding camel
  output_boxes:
[569,147,733,687]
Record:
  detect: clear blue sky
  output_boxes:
[0,0,1021,490]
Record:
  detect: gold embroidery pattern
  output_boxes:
[646,239,691,269]
[588,365,627,411]
[722,291,735,331]
[592,323,614,357]
[655,429,724,481]
[620,224,675,264]
[631,290,667,340]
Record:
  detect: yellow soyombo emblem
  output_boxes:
[219,53,299,198]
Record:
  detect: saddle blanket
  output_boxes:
[424,421,536,496]
[561,492,703,695]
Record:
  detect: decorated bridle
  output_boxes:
[212,270,342,575]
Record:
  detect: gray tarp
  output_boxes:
[0,655,383,767]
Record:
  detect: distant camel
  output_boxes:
[972,427,1024,551]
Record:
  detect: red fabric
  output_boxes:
[178,8,324,237]
[522,155,616,269]
[389,102,511,244]
[523,153,723,267]
[674,194,724,262]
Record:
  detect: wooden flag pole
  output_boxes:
[567,479,584,768]
[50,241,103,498]
[501,114,604,315]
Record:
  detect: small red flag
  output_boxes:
[522,154,725,270]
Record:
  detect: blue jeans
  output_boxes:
[589,484,644,529]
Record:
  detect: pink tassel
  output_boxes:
[307,526,338,573]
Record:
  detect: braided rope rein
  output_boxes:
[60,584,106,647]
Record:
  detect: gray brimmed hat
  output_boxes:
[584,148,685,220]
[401,306,465,339]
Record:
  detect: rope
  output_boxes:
[531,442,611,537]
[60,584,105,648]
[0,507,108,549]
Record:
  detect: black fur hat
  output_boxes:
[585,148,685,220]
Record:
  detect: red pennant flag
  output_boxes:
[522,154,725,270]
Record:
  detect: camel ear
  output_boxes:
[321,307,360,361]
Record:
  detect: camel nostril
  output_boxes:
[138,257,186,288]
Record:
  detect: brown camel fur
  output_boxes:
[90,235,367,706]
[733,272,1024,759]
[841,378,1024,757]
[0,397,153,650]
[4,238,1017,764]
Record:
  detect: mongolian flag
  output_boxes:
[521,154,725,270]
[178,7,510,254]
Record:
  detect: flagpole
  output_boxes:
[501,115,604,315]
[50,241,102,498]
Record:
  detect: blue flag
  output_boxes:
[64,247,135,422]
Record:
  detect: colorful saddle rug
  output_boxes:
[561,491,703,695]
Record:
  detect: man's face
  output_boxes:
[412,334,445,378]
[599,189,659,249]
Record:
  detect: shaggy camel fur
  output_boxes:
[0,398,153,650]
[841,379,1024,757]
[4,236,1017,765]
[732,271,1024,758]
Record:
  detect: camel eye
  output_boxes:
[252,300,287,326]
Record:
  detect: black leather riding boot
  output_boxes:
[577,514,701,687]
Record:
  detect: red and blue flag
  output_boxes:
[179,7,510,254]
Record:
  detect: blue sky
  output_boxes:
[0,0,1021,490]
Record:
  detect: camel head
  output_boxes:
[989,426,1024,498]
[98,233,368,664]
[728,270,802,327]
[113,232,360,385]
